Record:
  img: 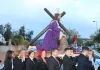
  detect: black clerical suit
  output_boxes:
[48,56,60,70]
[63,55,76,70]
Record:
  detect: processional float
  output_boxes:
[27,8,69,53]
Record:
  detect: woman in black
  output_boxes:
[13,49,25,70]
[4,50,14,70]
[37,49,48,70]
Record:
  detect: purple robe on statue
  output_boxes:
[36,20,61,51]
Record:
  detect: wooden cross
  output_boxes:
[44,8,69,33]
[27,8,69,46]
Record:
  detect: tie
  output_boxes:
[32,59,35,64]
[70,57,73,60]
[55,58,60,67]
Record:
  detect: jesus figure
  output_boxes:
[28,13,66,51]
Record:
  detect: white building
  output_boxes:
[0,34,6,44]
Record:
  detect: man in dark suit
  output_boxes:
[26,50,37,70]
[77,47,94,70]
[48,48,61,70]
[63,48,76,70]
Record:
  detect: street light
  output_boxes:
[93,21,97,31]
[93,21,98,48]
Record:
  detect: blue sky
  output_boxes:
[0,0,100,39]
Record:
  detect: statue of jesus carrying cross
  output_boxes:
[28,9,67,52]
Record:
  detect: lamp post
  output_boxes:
[93,21,98,48]
[93,21,97,31]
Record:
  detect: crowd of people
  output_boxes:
[1,47,100,70]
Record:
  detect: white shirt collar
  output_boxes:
[29,57,33,61]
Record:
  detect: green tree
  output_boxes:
[90,29,100,47]
[12,35,29,45]
[19,26,25,39]
[18,26,33,41]
[67,29,83,45]
[0,25,4,35]
[12,31,18,37]
[4,23,12,44]
[84,41,94,46]
[77,38,83,46]
[93,30,100,43]
[25,30,33,41]
[91,29,100,43]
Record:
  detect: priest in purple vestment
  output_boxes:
[28,13,66,51]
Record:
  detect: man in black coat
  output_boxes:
[77,47,94,70]
[63,48,76,70]
[48,48,61,70]
[26,50,37,70]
